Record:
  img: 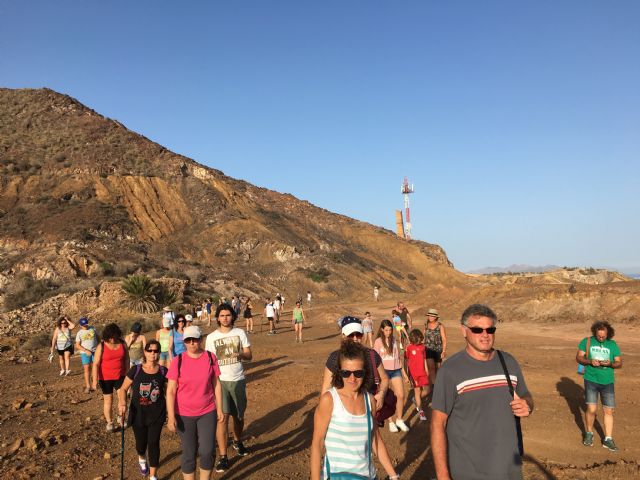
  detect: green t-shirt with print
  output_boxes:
[578,336,620,385]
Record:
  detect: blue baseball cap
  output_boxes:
[79,317,89,326]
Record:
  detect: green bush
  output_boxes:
[99,261,115,276]
[121,275,158,313]
[307,268,330,283]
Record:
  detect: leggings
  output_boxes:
[176,409,218,473]
[132,416,164,468]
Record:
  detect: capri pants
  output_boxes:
[176,409,218,473]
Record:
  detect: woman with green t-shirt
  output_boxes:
[292,301,307,343]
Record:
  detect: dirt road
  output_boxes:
[0,301,638,479]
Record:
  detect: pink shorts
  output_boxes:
[412,375,429,387]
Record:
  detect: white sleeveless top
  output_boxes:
[322,387,375,479]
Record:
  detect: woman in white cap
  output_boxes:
[166,325,223,480]
[320,317,389,413]
[424,308,447,385]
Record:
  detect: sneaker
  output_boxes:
[602,438,619,452]
[419,410,427,421]
[388,421,399,433]
[267,331,274,335]
[59,369,65,376]
[582,431,594,447]
[65,369,71,376]
[232,440,248,457]
[106,422,114,433]
[83,387,91,394]
[138,458,149,475]
[215,456,229,472]
[395,418,410,432]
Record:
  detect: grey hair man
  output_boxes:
[431,304,534,480]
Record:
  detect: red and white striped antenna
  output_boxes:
[400,177,414,239]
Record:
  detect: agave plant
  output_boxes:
[121,275,158,313]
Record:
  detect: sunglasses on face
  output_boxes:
[347,332,363,339]
[339,369,365,379]
[184,338,200,344]
[145,349,159,354]
[466,326,497,334]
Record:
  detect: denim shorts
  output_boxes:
[584,379,615,408]
[385,368,403,380]
[80,352,94,365]
[159,351,170,361]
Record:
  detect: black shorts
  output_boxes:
[57,345,74,356]
[426,349,442,362]
[98,377,125,395]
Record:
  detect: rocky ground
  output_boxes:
[0,299,638,479]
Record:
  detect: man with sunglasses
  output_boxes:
[321,317,389,412]
[431,304,534,480]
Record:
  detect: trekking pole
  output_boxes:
[120,421,125,480]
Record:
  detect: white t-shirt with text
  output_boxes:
[205,328,251,382]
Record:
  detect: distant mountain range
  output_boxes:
[468,264,640,278]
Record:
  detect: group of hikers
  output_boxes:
[48,299,623,479]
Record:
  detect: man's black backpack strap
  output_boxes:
[497,350,524,457]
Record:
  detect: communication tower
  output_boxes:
[400,177,414,239]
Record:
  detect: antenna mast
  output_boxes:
[400,177,414,239]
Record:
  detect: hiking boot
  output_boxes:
[602,438,618,452]
[419,410,427,421]
[388,421,399,433]
[232,440,248,456]
[215,456,229,472]
[395,418,409,432]
[582,431,594,447]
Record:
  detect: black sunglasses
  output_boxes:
[145,349,160,353]
[347,332,363,339]
[339,369,365,379]
[466,326,497,334]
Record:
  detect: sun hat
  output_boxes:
[426,308,439,317]
[340,316,363,337]
[183,325,202,341]
[79,317,89,326]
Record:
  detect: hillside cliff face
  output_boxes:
[0,88,463,330]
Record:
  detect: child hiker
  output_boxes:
[405,329,430,421]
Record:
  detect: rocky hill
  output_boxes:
[0,88,465,334]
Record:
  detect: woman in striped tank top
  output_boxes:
[311,342,399,480]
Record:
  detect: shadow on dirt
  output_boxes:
[556,376,604,439]
[226,392,317,478]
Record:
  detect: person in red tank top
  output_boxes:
[405,329,430,421]
[92,323,129,433]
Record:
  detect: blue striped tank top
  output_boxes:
[323,387,375,479]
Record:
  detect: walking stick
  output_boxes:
[120,421,125,480]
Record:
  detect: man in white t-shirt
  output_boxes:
[205,303,252,472]
[265,298,276,334]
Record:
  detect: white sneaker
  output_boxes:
[59,369,65,376]
[65,370,71,376]
[388,421,399,433]
[395,418,409,432]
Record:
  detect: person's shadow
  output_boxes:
[556,376,604,439]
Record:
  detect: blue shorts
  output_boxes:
[159,352,170,361]
[385,368,403,380]
[80,352,94,365]
[584,379,615,408]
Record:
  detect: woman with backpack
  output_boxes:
[50,315,76,376]
[166,325,223,479]
[93,323,129,432]
[311,341,398,480]
[118,340,167,480]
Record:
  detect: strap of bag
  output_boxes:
[324,392,373,478]
[369,349,380,386]
[585,337,591,359]
[496,350,524,457]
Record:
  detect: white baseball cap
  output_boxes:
[183,325,202,340]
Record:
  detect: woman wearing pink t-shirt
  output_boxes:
[167,326,223,479]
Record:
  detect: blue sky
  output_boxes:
[1,1,638,272]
